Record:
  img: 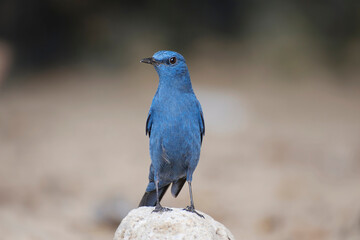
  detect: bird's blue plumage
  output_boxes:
[139,51,205,215]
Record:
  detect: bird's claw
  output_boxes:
[152,204,172,213]
[183,205,205,218]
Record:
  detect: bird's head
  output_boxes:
[140,50,189,79]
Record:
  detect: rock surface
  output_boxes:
[114,207,235,240]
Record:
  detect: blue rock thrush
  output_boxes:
[138,50,205,218]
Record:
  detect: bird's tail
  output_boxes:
[138,183,170,207]
[171,177,186,198]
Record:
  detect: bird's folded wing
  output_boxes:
[197,101,205,143]
[146,112,153,137]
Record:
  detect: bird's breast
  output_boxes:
[150,111,201,161]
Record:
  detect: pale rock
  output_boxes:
[114,207,235,240]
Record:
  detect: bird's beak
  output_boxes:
[140,57,160,65]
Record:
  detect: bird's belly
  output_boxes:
[158,123,200,155]
[149,123,201,181]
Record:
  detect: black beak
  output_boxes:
[140,57,160,65]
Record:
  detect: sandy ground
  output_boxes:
[0,61,360,240]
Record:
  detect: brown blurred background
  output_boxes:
[0,1,360,239]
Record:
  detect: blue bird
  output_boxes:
[138,50,205,217]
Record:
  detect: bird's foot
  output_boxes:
[152,204,172,213]
[183,205,205,218]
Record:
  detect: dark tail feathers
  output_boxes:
[138,183,170,207]
[171,177,186,198]
[138,178,187,207]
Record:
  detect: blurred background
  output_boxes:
[0,0,360,239]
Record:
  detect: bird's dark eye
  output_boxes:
[169,57,177,64]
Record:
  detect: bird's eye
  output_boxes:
[169,57,177,64]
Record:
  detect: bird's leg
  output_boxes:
[152,176,171,213]
[183,181,204,218]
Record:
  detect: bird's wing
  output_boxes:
[146,111,153,137]
[197,101,205,143]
